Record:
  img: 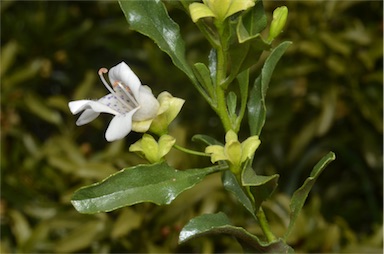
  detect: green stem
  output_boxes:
[173,144,210,157]
[214,24,233,132]
[256,207,276,242]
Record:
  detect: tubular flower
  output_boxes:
[68,62,159,142]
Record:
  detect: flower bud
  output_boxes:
[268,6,288,42]
[149,92,185,136]
[129,134,176,164]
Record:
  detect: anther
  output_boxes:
[98,68,108,76]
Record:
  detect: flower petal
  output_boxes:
[141,134,159,163]
[68,100,92,114]
[240,136,260,163]
[225,140,242,166]
[105,108,139,142]
[76,109,100,126]
[132,119,153,133]
[133,85,160,121]
[225,0,255,20]
[158,135,176,158]
[189,2,216,22]
[69,100,119,115]
[98,93,129,113]
[108,62,141,99]
[205,145,226,163]
[157,91,185,122]
[225,130,238,143]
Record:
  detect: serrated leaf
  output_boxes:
[284,151,336,240]
[248,41,291,136]
[71,162,224,213]
[118,0,195,84]
[179,212,294,253]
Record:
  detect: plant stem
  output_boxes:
[173,144,210,157]
[214,24,232,132]
[256,207,276,242]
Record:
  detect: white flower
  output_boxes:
[68,62,160,142]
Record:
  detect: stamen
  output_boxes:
[98,68,135,111]
[114,81,139,107]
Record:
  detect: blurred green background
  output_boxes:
[1,0,382,253]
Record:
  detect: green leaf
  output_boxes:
[208,49,217,85]
[237,0,267,43]
[71,162,224,213]
[227,40,250,84]
[226,91,237,120]
[179,212,294,253]
[192,134,222,146]
[248,41,292,136]
[118,0,195,84]
[242,166,279,212]
[222,170,255,218]
[226,0,270,79]
[284,152,336,240]
[235,69,249,130]
[193,62,214,98]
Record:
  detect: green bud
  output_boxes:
[129,134,176,164]
[268,6,288,42]
[149,92,185,136]
[189,0,255,23]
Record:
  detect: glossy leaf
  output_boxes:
[242,166,279,212]
[238,38,270,74]
[208,49,217,84]
[226,91,237,121]
[237,0,267,43]
[235,69,250,130]
[227,40,250,83]
[118,0,195,84]
[225,0,268,79]
[71,162,224,213]
[179,212,294,253]
[248,41,292,136]
[193,62,215,99]
[222,170,256,218]
[284,152,336,240]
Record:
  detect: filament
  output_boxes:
[98,68,135,111]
